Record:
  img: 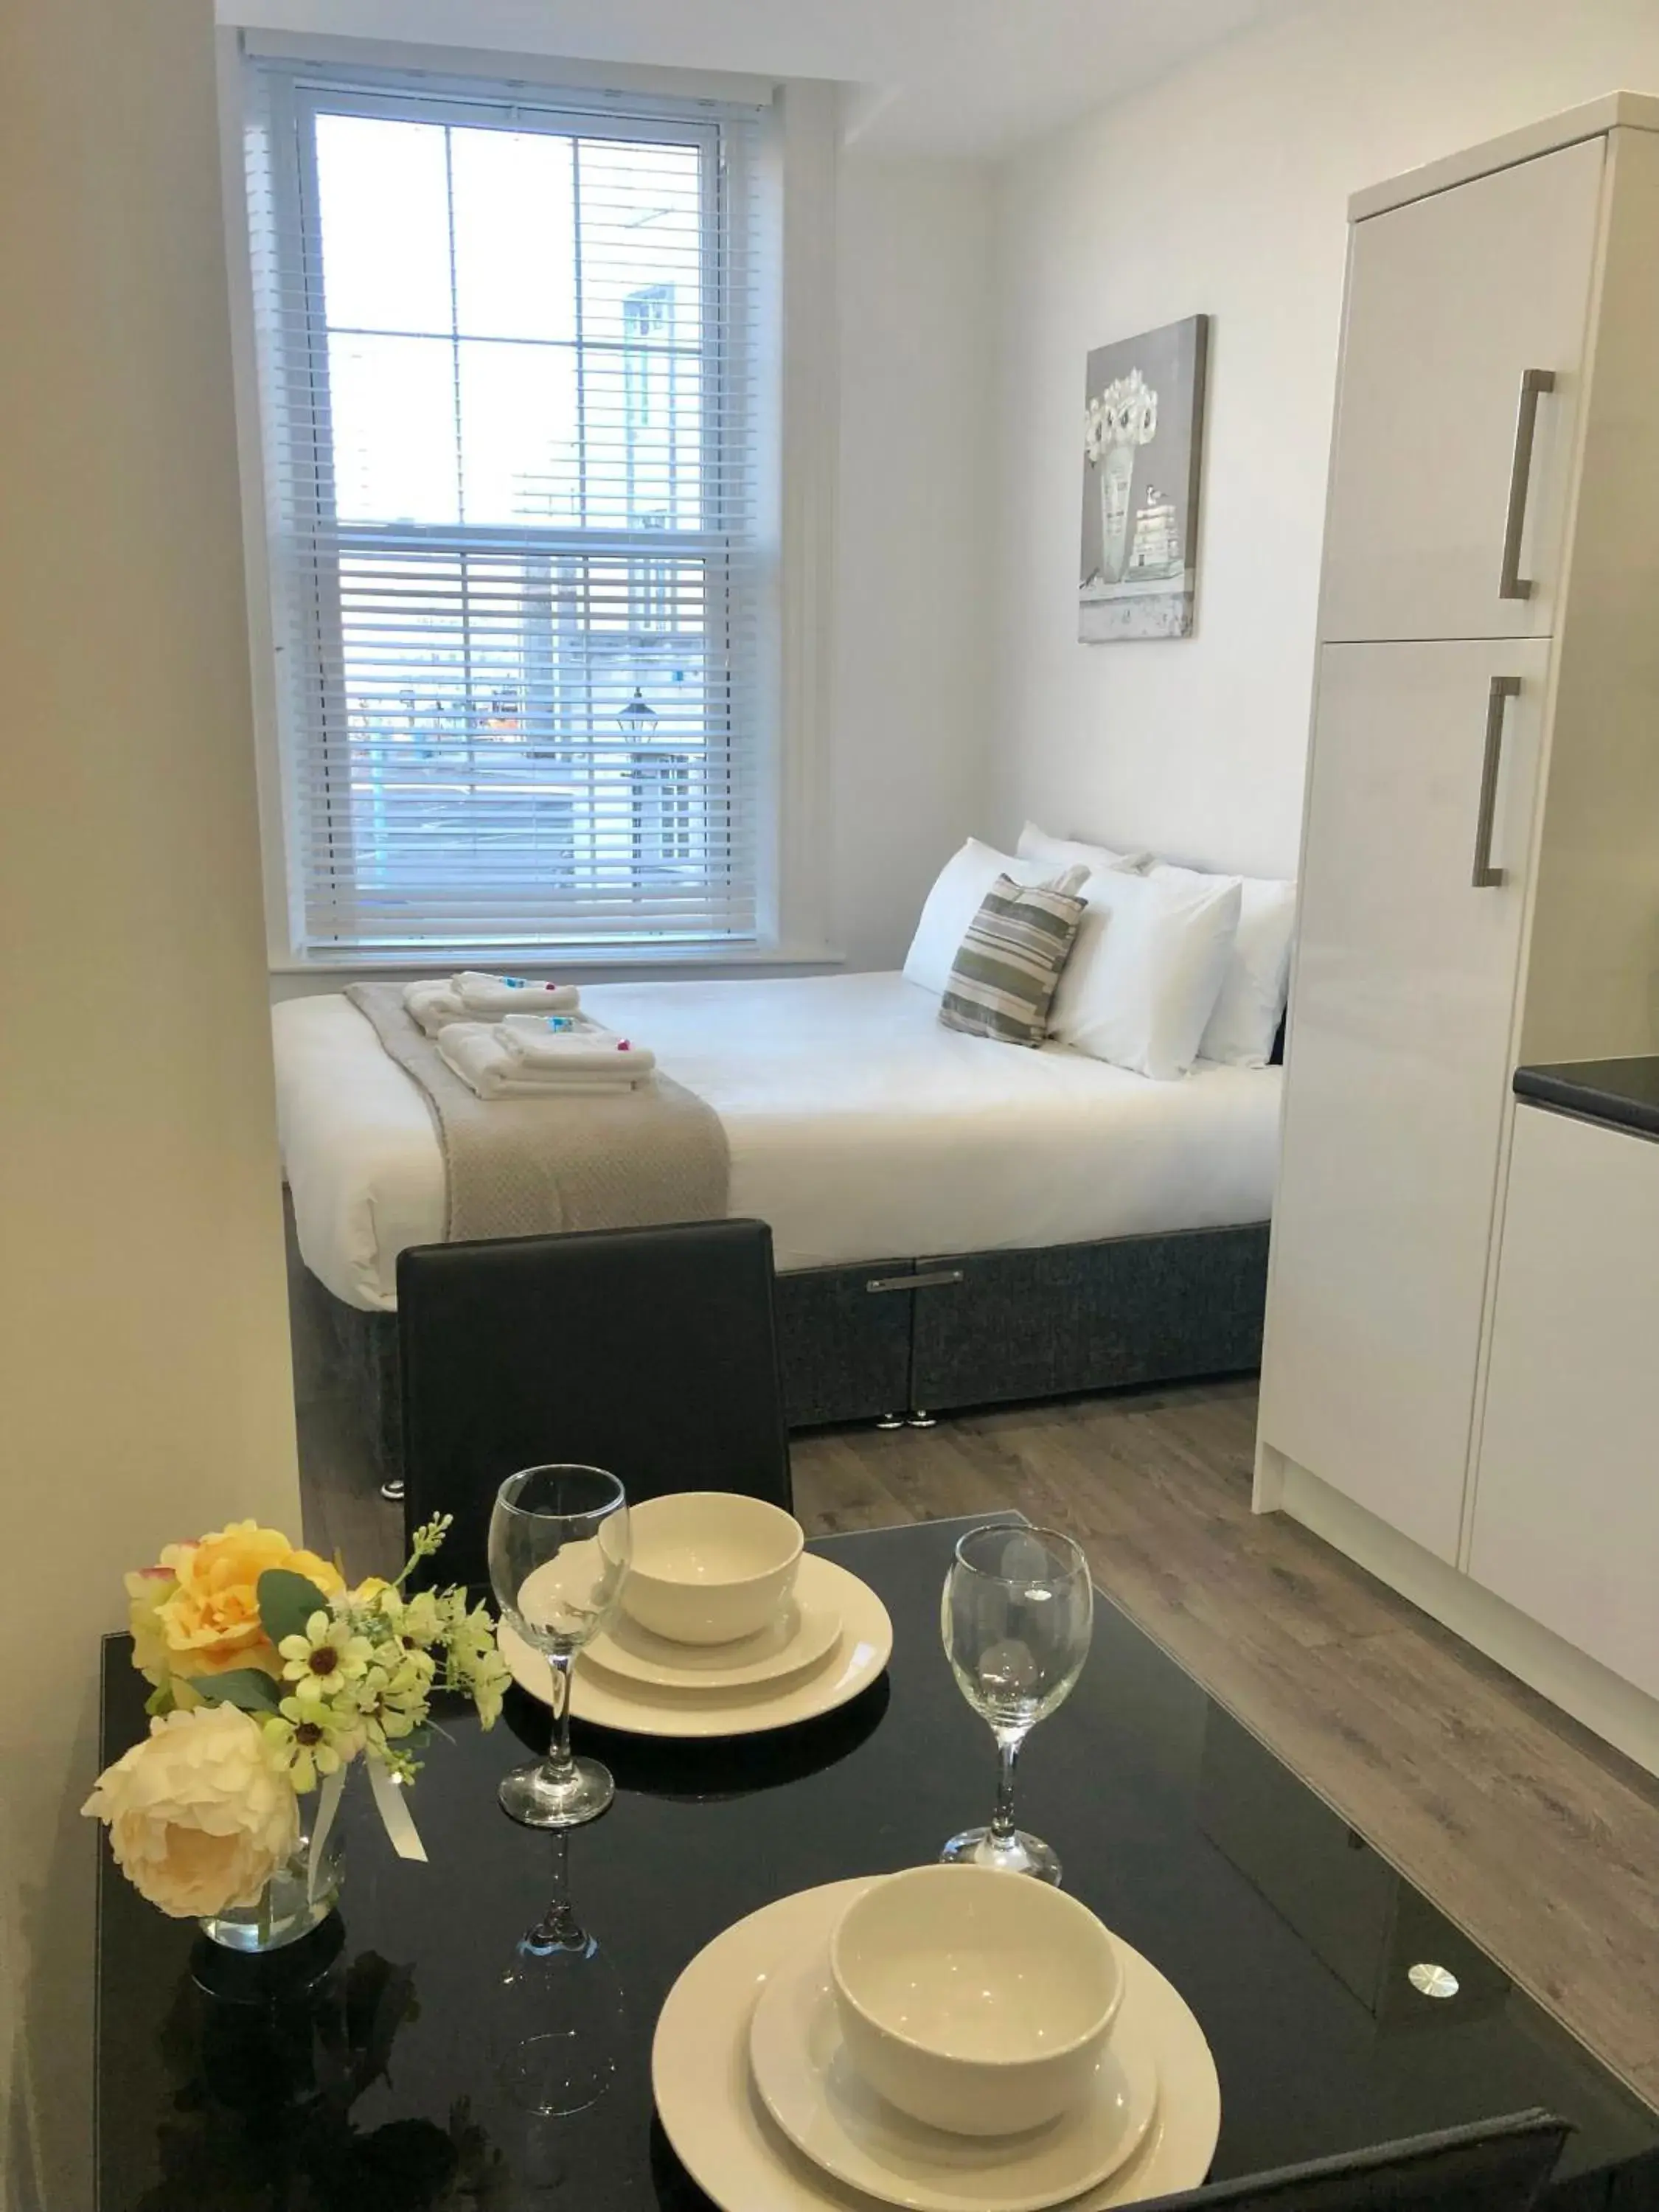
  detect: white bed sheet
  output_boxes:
[274,971,1281,1313]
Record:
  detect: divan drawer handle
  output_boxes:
[865,1270,966,1295]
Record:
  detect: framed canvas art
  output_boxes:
[1079,313,1209,642]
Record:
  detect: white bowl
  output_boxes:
[829,1866,1124,2138]
[619,1492,803,1646]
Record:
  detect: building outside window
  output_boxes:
[630,750,695,870]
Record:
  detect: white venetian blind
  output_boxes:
[243,60,770,953]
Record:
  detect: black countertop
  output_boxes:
[1513,1056,1659,1141]
[96,1517,1659,2211]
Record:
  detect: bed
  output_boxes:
[276,970,1281,1460]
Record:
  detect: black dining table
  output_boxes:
[95,1515,1659,2210]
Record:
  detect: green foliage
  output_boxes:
[257,1568,333,1646]
[198,1669,281,1714]
[392,1513,454,1591]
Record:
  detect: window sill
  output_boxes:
[268,942,846,984]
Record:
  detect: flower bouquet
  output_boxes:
[85,1514,511,1950]
[1084,367,1160,462]
[1085,367,1161,586]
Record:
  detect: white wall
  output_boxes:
[833,154,995,967]
[0,1,302,2201]
[992,0,1659,882]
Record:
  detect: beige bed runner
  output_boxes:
[345,983,731,1243]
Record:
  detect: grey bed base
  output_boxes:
[293,1215,1269,1484]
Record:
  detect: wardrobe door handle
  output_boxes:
[1498,369,1555,601]
[1472,675,1520,889]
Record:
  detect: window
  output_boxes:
[243,62,768,953]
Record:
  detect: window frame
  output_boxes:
[246,60,785,963]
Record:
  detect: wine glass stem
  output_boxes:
[545,1651,576,1784]
[991,1730,1026,1843]
[529,1832,584,1948]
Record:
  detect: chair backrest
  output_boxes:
[397,1218,793,1591]
[1134,2111,1570,2212]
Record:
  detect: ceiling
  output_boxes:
[221,0,1321,156]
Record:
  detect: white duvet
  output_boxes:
[274,970,1281,1312]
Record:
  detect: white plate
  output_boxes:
[584,1579,844,1693]
[653,1879,1220,2212]
[748,1934,1159,2212]
[501,1557,892,1739]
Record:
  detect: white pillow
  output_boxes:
[903,839,1087,996]
[1149,863,1296,1066]
[1049,868,1242,1080]
[1017,822,1152,875]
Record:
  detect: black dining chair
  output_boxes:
[1135,2110,1570,2212]
[397,1218,793,1591]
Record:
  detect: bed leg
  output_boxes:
[906,1409,937,1429]
[874,1412,905,1431]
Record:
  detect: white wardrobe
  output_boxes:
[1256,96,1659,1767]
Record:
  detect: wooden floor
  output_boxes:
[296,1343,1659,2112]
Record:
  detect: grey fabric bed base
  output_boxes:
[775,1222,1270,1427]
[294,1217,1269,1485]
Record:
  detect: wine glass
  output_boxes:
[490,1465,630,1828]
[939,1523,1093,1884]
[493,1829,626,2117]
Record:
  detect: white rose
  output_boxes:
[82,1702,300,1919]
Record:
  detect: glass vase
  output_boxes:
[198,1807,347,1955]
[1099,442,1137,584]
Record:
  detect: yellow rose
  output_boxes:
[154,1521,344,1683]
[82,1703,301,1919]
[125,1568,178,1689]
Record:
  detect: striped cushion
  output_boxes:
[939,872,1087,1046]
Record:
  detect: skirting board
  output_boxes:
[1255,1441,1659,1779]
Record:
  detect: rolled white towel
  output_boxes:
[497,1012,656,1078]
[453,973,580,1017]
[403,973,580,1037]
[437,1024,647,1101]
[403,978,471,1038]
